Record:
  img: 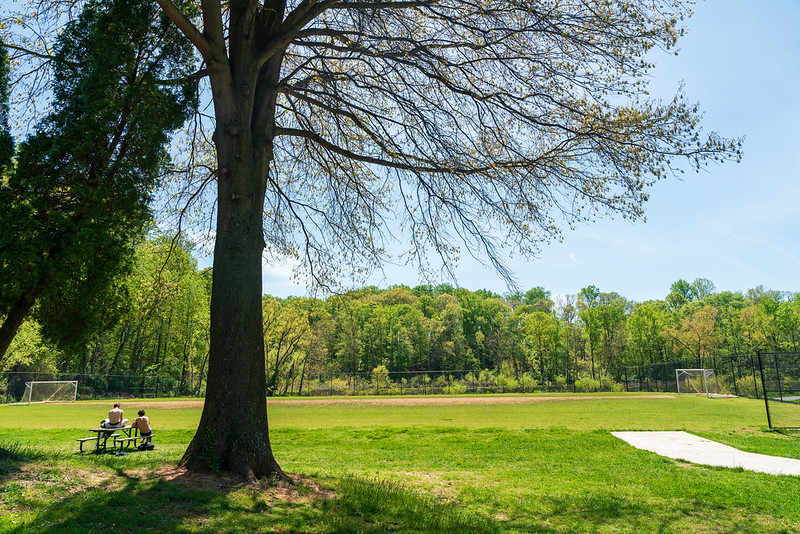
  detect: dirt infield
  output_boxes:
[79,394,674,410]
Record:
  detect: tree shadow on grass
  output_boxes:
[0,441,47,483]
[2,453,507,533]
[5,475,308,532]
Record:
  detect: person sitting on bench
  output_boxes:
[100,403,128,429]
[131,409,153,443]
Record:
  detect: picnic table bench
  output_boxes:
[113,430,156,449]
[77,426,132,452]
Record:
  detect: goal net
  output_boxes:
[21,381,78,404]
[676,369,726,397]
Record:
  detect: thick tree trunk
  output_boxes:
[0,293,37,364]
[179,121,282,479]
[161,0,288,479]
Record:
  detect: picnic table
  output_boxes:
[76,425,133,452]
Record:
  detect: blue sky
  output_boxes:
[257,0,800,301]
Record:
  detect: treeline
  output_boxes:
[3,236,800,395]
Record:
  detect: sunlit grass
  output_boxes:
[1,394,798,533]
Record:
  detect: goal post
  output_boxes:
[21,381,78,404]
[675,369,718,397]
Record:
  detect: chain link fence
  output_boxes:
[624,353,763,398]
[281,369,609,397]
[757,351,800,431]
[1,372,182,403]
[626,352,800,431]
[4,367,629,403]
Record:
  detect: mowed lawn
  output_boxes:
[1,393,799,533]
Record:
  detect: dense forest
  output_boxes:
[2,235,799,396]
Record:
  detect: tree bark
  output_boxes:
[179,137,281,478]
[0,293,37,364]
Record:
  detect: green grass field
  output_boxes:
[1,393,799,533]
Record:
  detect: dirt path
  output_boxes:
[79,394,674,409]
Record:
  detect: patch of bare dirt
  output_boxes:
[154,466,335,502]
[270,394,675,407]
[397,471,457,501]
[156,465,243,492]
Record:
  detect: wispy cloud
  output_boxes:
[728,232,800,266]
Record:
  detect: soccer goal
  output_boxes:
[675,369,721,397]
[21,381,78,404]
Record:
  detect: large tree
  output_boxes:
[0,0,195,362]
[6,0,740,478]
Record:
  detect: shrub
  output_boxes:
[496,374,519,392]
[449,382,468,394]
[574,378,601,392]
[554,376,568,392]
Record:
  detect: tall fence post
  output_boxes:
[756,350,772,430]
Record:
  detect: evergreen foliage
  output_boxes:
[0,40,12,179]
[0,0,196,362]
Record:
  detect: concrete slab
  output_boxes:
[611,431,800,476]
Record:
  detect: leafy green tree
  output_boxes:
[666,279,695,310]
[666,304,718,362]
[691,278,716,300]
[475,298,515,370]
[425,293,474,371]
[754,296,787,352]
[263,297,311,396]
[523,287,554,312]
[555,294,583,384]
[745,285,783,303]
[775,297,800,352]
[385,303,426,372]
[332,300,363,374]
[65,236,211,391]
[578,286,603,378]
[293,297,333,393]
[593,294,629,378]
[521,309,562,383]
[579,286,601,309]
[627,301,670,366]
[0,0,195,364]
[0,320,53,373]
